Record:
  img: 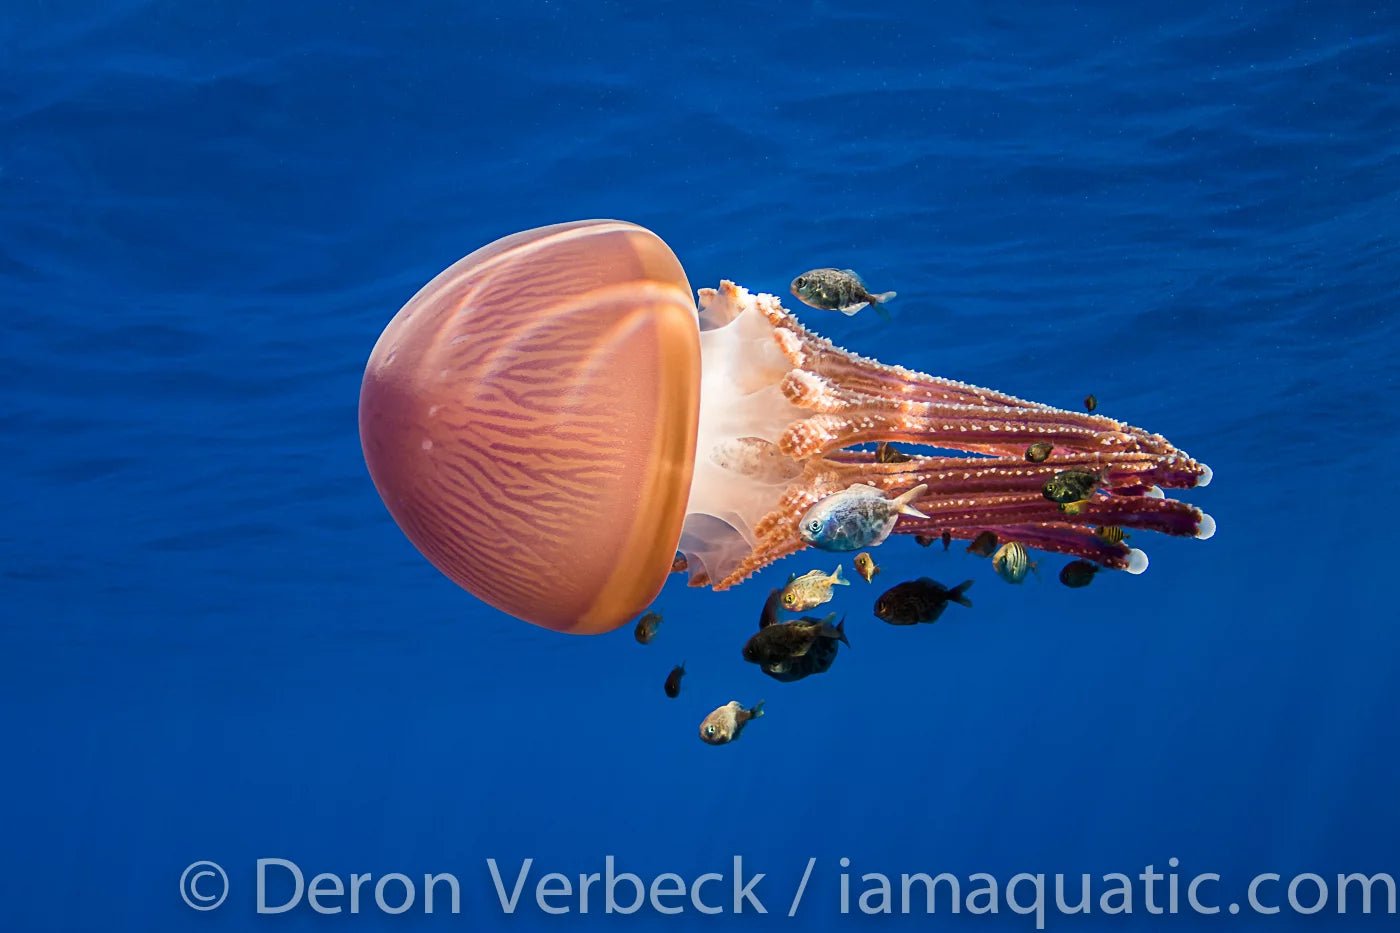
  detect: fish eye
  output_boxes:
[795,276,807,288]
[783,594,795,605]
[704,725,716,736]
[807,520,822,532]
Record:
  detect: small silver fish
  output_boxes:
[798,483,929,552]
[992,541,1035,584]
[780,565,849,611]
[699,700,765,745]
[790,268,897,317]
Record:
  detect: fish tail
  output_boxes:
[872,290,897,305]
[891,483,930,518]
[949,580,974,608]
[831,564,849,586]
[835,617,850,647]
[749,700,766,719]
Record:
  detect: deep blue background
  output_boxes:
[3,1,1398,930]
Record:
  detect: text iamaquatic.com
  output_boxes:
[179,856,1397,928]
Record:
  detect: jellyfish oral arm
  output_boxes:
[680,282,1212,589]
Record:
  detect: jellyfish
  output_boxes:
[359,220,1213,635]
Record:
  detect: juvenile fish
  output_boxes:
[664,663,686,698]
[874,578,974,625]
[966,531,998,557]
[875,441,913,464]
[1042,469,1102,505]
[1094,526,1127,545]
[799,483,929,551]
[760,632,840,683]
[790,268,896,317]
[699,700,765,745]
[633,611,662,644]
[941,530,952,551]
[709,437,802,484]
[780,565,849,611]
[992,541,1035,584]
[1084,394,1098,412]
[1025,442,1053,463]
[1059,560,1098,588]
[742,614,849,668]
[854,552,880,583]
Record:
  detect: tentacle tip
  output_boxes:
[1195,512,1217,540]
[1144,485,1165,499]
[1196,462,1213,488]
[1126,548,1149,575]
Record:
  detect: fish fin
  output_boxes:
[830,616,850,647]
[791,641,811,657]
[891,483,930,518]
[949,580,974,608]
[838,301,868,316]
[830,564,849,585]
[750,700,765,719]
[841,269,865,284]
[871,290,897,304]
[872,302,892,321]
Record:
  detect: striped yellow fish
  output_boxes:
[992,541,1035,584]
[1094,526,1128,545]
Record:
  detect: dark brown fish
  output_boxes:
[742,614,848,668]
[760,627,841,683]
[941,530,952,551]
[1025,442,1053,463]
[874,578,974,625]
[1059,560,1099,588]
[1084,394,1098,412]
[966,531,998,557]
[664,663,685,698]
[875,441,913,464]
[633,611,662,644]
[914,534,936,548]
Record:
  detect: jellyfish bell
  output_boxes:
[359,220,700,634]
[360,220,1214,635]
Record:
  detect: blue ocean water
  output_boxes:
[3,1,1398,930]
